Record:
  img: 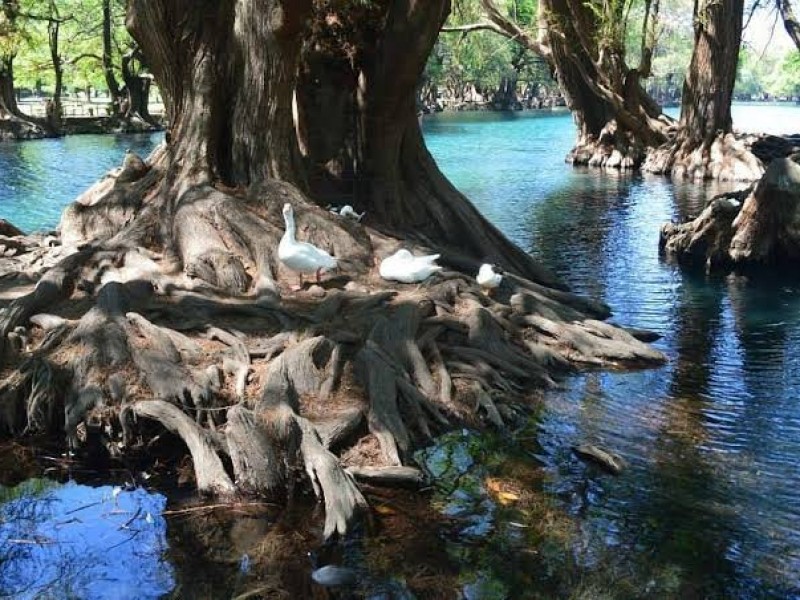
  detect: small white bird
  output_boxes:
[338,205,365,222]
[379,248,442,283]
[328,204,365,222]
[279,203,338,290]
[476,263,502,295]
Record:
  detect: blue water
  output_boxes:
[423,108,800,598]
[1,105,800,598]
[0,480,172,599]
[0,132,162,233]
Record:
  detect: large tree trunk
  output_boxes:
[644,0,763,181]
[297,0,561,287]
[679,0,742,146]
[128,0,307,186]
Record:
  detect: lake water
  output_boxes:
[2,104,800,598]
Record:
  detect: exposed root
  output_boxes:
[660,156,800,270]
[0,151,668,539]
[644,132,765,182]
[566,121,646,170]
[126,399,236,496]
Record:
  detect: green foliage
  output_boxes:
[429,0,556,95]
[12,0,134,94]
[736,47,800,98]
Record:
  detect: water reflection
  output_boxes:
[0,480,172,599]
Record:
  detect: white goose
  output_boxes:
[379,248,442,283]
[476,263,502,295]
[279,203,337,289]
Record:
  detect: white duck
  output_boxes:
[339,205,365,222]
[379,248,442,283]
[328,204,365,222]
[476,263,502,295]
[279,203,337,289]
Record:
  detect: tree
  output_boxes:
[445,0,673,168]
[447,0,765,180]
[644,0,764,180]
[0,0,49,138]
[0,0,663,539]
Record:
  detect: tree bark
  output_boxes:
[643,0,763,181]
[296,0,563,287]
[101,0,122,108]
[678,0,743,146]
[127,0,309,186]
[777,0,800,51]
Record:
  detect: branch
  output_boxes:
[18,11,73,24]
[777,0,800,51]
[441,21,507,35]
[474,0,552,62]
[69,53,103,66]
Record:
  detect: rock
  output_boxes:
[572,443,626,475]
[306,284,326,298]
[311,564,358,587]
[0,220,25,237]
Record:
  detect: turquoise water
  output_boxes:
[0,132,162,233]
[1,105,800,597]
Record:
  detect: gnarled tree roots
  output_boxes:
[0,150,665,539]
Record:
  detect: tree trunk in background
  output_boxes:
[0,59,49,139]
[102,0,122,112]
[478,0,670,170]
[777,0,800,51]
[679,0,743,146]
[47,17,63,132]
[296,0,562,287]
[644,0,763,180]
[0,1,47,138]
[120,51,157,126]
[0,56,21,119]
